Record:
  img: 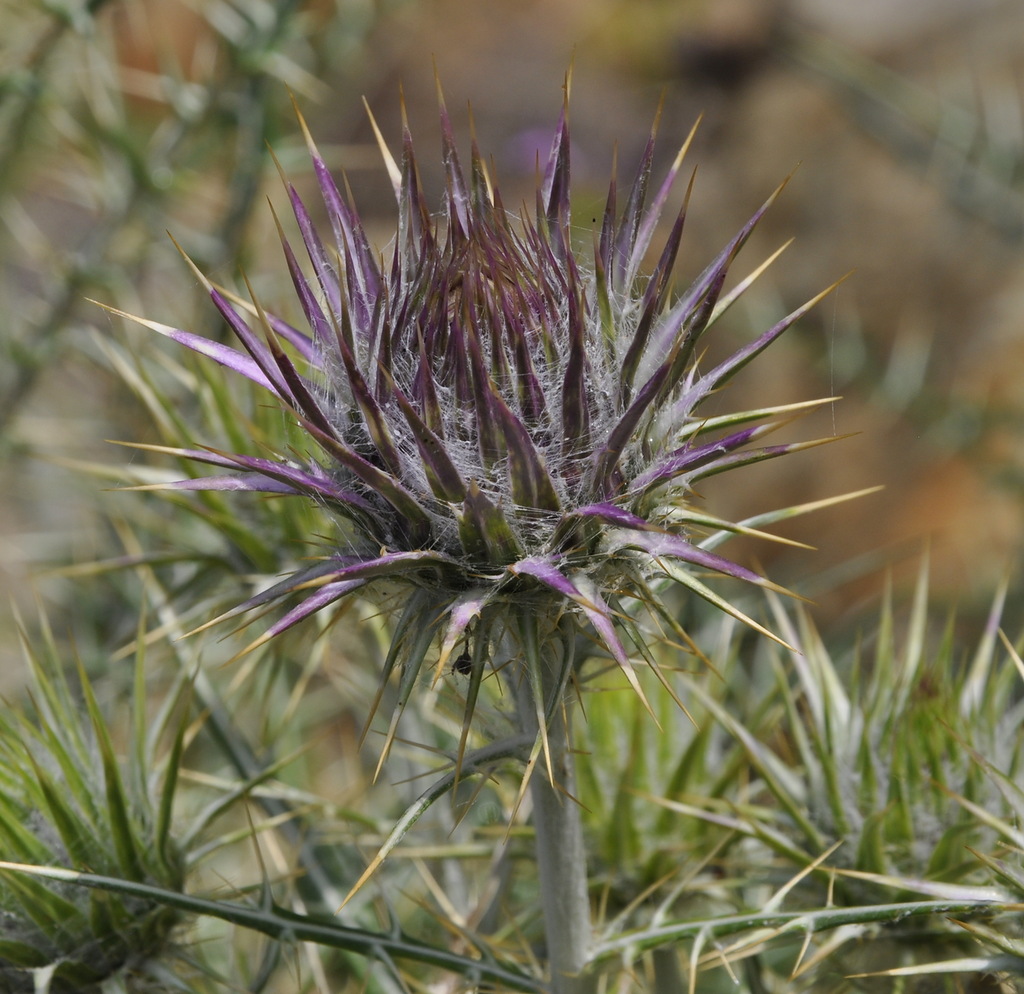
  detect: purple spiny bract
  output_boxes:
[113,82,837,750]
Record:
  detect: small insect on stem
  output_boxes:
[452,646,473,675]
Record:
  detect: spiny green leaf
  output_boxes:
[75,657,145,883]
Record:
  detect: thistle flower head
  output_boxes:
[116,84,837,749]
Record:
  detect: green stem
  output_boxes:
[513,625,595,994]
[0,862,543,993]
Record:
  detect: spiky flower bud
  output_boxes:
[115,85,835,746]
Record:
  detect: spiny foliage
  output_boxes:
[0,619,187,993]
[575,574,1024,990]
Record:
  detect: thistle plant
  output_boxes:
[0,617,187,993]
[105,81,848,990]
[617,569,1024,991]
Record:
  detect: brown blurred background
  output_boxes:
[2,0,1023,671]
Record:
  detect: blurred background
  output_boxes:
[2,0,1024,679]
